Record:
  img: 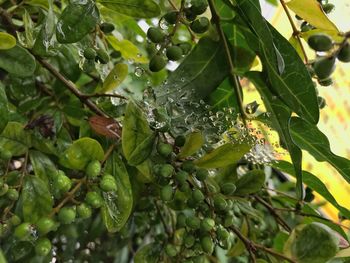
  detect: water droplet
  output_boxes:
[134,67,145,77]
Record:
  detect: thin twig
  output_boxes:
[207,0,247,124]
[279,0,308,63]
[0,7,17,36]
[82,93,127,100]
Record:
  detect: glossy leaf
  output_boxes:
[106,36,148,63]
[177,131,204,158]
[0,122,32,157]
[157,37,229,104]
[247,71,303,199]
[29,150,58,184]
[274,160,350,219]
[100,63,128,93]
[59,137,104,170]
[209,78,239,113]
[234,170,265,195]
[0,32,16,50]
[57,46,81,82]
[128,133,156,166]
[0,45,36,77]
[289,117,350,183]
[194,143,250,169]
[134,242,161,263]
[101,153,133,232]
[22,176,53,223]
[56,0,99,43]
[97,0,160,18]
[0,83,9,134]
[286,0,339,32]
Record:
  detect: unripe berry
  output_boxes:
[0,183,9,196]
[192,188,205,202]
[200,235,214,254]
[184,233,196,248]
[313,56,336,80]
[165,243,178,257]
[100,22,115,34]
[55,171,72,193]
[100,174,118,192]
[195,168,208,181]
[190,0,208,15]
[36,217,57,235]
[58,206,76,224]
[160,185,174,201]
[157,142,173,157]
[190,17,210,34]
[182,160,196,173]
[77,203,92,218]
[307,34,333,52]
[96,49,110,64]
[35,238,52,256]
[83,47,96,60]
[6,188,19,201]
[163,11,178,25]
[166,46,183,61]
[147,27,166,43]
[221,183,236,195]
[200,218,215,232]
[9,215,21,226]
[85,191,103,208]
[175,170,189,184]
[86,160,102,178]
[14,222,33,240]
[159,164,175,178]
[174,135,186,147]
[177,213,187,228]
[149,55,166,72]
[186,216,200,229]
[337,43,350,62]
[213,195,227,211]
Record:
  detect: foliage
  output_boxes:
[0,0,350,262]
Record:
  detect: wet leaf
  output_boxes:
[97,0,160,18]
[0,83,9,134]
[22,176,53,223]
[178,131,204,158]
[128,133,156,166]
[99,63,128,93]
[234,170,265,195]
[59,137,104,170]
[0,32,16,50]
[0,122,32,157]
[29,150,58,184]
[134,242,161,263]
[56,0,100,43]
[101,153,133,232]
[0,45,36,77]
[194,143,250,168]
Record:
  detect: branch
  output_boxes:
[82,93,127,100]
[0,7,17,36]
[207,0,247,123]
[279,0,309,63]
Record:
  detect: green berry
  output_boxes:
[9,215,21,226]
[184,233,196,248]
[213,195,227,211]
[178,43,192,55]
[322,3,335,14]
[147,27,166,43]
[179,182,191,193]
[85,191,103,208]
[36,217,57,235]
[200,235,214,254]
[83,47,96,60]
[82,59,96,73]
[192,188,205,202]
[55,171,72,193]
[0,183,9,196]
[100,22,115,34]
[174,135,186,147]
[166,46,183,61]
[184,8,197,21]
[318,96,326,109]
[301,22,313,32]
[216,226,230,241]
[182,160,196,173]
[6,188,19,201]
[223,214,235,227]
[190,0,208,15]
[149,55,166,72]
[337,43,350,62]
[318,78,333,87]
[177,213,187,228]
[175,170,189,184]
[186,216,200,229]
[221,183,236,195]
[163,11,179,25]
[96,49,110,64]
[159,164,175,178]
[86,160,101,178]
[165,244,178,257]
[313,56,336,80]
[195,168,208,181]
[35,238,52,256]
[160,185,174,201]
[307,34,333,52]
[190,17,210,34]
[111,50,122,58]
[58,206,76,224]
[14,222,32,240]
[200,218,215,232]
[157,142,173,157]
[100,174,117,192]
[77,203,92,219]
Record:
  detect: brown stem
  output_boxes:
[82,93,127,100]
[155,200,172,236]
[207,0,247,124]
[0,7,17,36]
[279,0,309,63]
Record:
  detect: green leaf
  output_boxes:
[194,143,250,169]
[227,219,248,257]
[56,0,99,43]
[246,71,303,200]
[335,247,350,258]
[29,150,58,184]
[59,137,104,170]
[209,78,239,113]
[0,32,16,50]
[157,37,229,104]
[286,0,339,32]
[122,101,153,164]
[134,242,161,263]
[97,0,160,18]
[177,131,204,158]
[0,45,36,77]
[101,153,133,232]
[106,36,148,63]
[274,160,350,219]
[262,23,319,124]
[0,249,7,263]
[128,133,156,166]
[0,83,9,134]
[0,122,32,157]
[289,117,350,183]
[234,170,265,195]
[99,63,128,93]
[57,45,81,82]
[22,176,53,222]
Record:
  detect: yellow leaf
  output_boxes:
[177,132,204,158]
[106,36,148,64]
[286,0,339,32]
[288,35,305,61]
[100,63,128,93]
[0,32,16,50]
[300,29,343,42]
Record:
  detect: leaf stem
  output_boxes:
[207,0,247,124]
[279,0,309,63]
